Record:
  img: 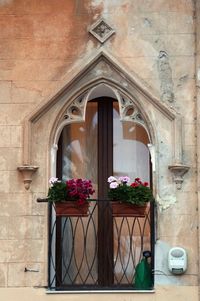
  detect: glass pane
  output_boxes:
[113,102,150,182]
[60,101,98,285]
[61,101,98,194]
[113,102,151,284]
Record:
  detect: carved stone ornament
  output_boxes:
[17,165,39,190]
[119,93,146,126]
[168,164,190,190]
[63,89,146,129]
[89,18,115,43]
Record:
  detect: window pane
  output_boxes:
[113,102,151,284]
[113,102,150,182]
[60,101,98,285]
[61,101,98,193]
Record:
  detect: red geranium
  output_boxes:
[66,178,95,205]
[131,178,149,187]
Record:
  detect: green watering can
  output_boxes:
[134,251,153,289]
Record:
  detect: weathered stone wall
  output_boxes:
[196,0,200,298]
[0,0,198,300]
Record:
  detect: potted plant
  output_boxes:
[48,177,95,217]
[107,176,154,217]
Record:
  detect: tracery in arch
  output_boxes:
[55,83,151,147]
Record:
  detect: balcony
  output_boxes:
[46,200,155,291]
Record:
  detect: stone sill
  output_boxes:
[46,289,155,294]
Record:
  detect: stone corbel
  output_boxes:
[17,165,39,190]
[168,164,189,190]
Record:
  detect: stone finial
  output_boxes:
[89,18,115,43]
[168,164,189,189]
[17,165,39,190]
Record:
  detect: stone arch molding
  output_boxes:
[18,50,189,200]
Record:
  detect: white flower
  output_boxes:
[49,177,58,185]
[107,176,118,183]
[110,182,119,189]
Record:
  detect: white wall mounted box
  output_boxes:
[168,247,187,275]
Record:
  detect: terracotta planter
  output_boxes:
[55,201,90,217]
[111,201,148,217]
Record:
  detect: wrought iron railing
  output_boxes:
[46,200,155,291]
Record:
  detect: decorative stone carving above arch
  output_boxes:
[18,50,189,198]
[58,84,148,138]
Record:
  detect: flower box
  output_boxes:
[48,177,95,217]
[111,201,147,217]
[55,201,90,217]
[107,176,153,217]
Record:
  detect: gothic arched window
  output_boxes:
[49,97,154,290]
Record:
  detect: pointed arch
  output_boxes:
[20,50,187,196]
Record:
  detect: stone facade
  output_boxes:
[0,0,199,300]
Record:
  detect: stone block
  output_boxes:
[7,216,45,240]
[171,57,195,80]
[11,80,60,103]
[196,94,200,120]
[32,15,88,39]
[0,240,8,263]
[0,126,11,147]
[174,79,196,122]
[0,148,21,170]
[9,170,25,193]
[10,126,22,147]
[0,171,9,193]
[0,15,34,39]
[155,274,198,286]
[8,263,44,287]
[155,285,198,301]
[122,57,158,80]
[119,12,168,37]
[0,81,11,103]
[0,214,46,241]
[139,0,169,12]
[0,60,16,81]
[167,12,194,34]
[130,0,194,13]
[183,145,196,167]
[166,34,195,56]
[4,239,45,263]
[31,178,47,194]
[168,0,194,13]
[0,264,7,287]
[11,80,45,103]
[138,13,168,35]
[0,217,9,239]
[0,104,32,125]
[0,125,22,149]
[0,59,74,81]
[169,191,197,215]
[0,193,32,216]
[181,167,197,192]
[113,34,159,58]
[31,193,47,216]
[0,37,86,60]
[158,213,197,238]
[0,0,75,15]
